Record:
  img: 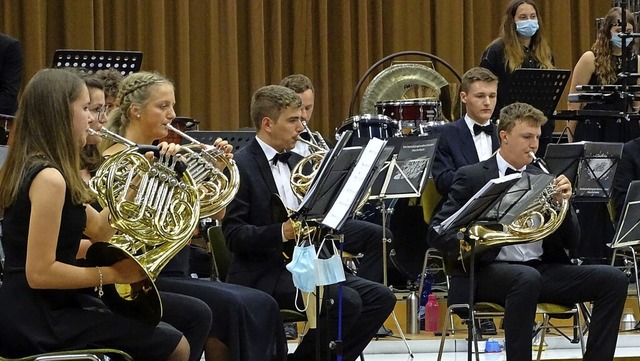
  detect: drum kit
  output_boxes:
[332,61,457,289]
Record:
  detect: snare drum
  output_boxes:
[376,99,442,135]
[336,114,399,146]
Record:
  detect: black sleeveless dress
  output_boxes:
[0,163,182,360]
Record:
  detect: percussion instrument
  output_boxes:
[375,99,442,135]
[336,114,400,147]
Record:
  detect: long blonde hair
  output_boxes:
[0,69,93,208]
[489,0,554,72]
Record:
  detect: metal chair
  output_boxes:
[0,348,133,361]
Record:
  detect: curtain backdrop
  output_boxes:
[0,0,610,137]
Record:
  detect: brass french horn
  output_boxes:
[165,123,240,218]
[86,127,200,325]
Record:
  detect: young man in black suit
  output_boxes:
[612,135,640,223]
[429,102,628,361]
[222,85,395,361]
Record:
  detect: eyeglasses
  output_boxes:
[91,107,107,120]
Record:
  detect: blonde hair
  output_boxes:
[0,69,93,207]
[250,85,302,130]
[101,71,173,149]
[498,102,547,134]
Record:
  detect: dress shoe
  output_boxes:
[476,318,497,336]
[284,322,298,340]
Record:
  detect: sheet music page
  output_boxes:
[435,172,521,233]
[322,138,386,229]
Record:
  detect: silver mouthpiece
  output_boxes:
[529,151,549,174]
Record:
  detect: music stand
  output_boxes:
[544,142,623,202]
[504,69,571,118]
[184,130,255,151]
[52,49,143,75]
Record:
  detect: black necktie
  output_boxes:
[473,123,493,136]
[272,152,292,165]
[505,167,521,176]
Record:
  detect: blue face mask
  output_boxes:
[315,240,346,286]
[286,244,317,293]
[612,32,633,48]
[516,19,539,37]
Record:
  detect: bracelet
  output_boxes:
[95,266,104,298]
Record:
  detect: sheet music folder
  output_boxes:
[369,135,438,199]
[544,141,623,201]
[434,173,522,234]
[611,180,640,248]
[296,133,393,231]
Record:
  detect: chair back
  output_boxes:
[206,225,231,281]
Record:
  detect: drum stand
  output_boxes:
[379,198,414,358]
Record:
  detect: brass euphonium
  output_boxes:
[458,155,569,272]
[86,127,200,325]
[165,123,240,218]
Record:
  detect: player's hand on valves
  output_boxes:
[553,174,572,204]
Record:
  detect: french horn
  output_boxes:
[86,127,200,325]
[165,123,240,218]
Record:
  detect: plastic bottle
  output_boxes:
[406,289,420,334]
[425,293,440,332]
[418,271,434,330]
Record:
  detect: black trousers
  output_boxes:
[472,262,627,361]
[340,219,389,283]
[272,272,395,361]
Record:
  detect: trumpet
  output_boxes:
[165,123,240,218]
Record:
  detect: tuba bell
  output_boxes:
[86,127,200,325]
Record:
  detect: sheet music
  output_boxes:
[322,138,387,229]
[612,180,640,248]
[435,172,522,234]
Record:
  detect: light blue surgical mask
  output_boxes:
[286,244,317,293]
[516,19,539,37]
[612,32,633,48]
[315,241,346,286]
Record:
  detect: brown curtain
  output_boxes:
[0,0,611,138]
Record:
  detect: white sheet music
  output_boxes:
[322,138,387,229]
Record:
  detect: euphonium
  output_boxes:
[165,123,240,217]
[458,158,569,272]
[86,127,200,325]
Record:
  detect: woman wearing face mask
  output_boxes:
[567,7,640,143]
[480,0,554,157]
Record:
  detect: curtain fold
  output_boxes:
[0,0,611,137]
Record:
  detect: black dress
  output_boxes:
[571,54,640,264]
[0,163,182,360]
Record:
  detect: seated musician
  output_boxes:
[612,134,640,223]
[428,102,627,361]
[222,85,395,361]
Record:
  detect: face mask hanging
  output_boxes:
[315,238,346,286]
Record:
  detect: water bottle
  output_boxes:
[418,271,434,330]
[406,289,419,334]
[425,293,440,332]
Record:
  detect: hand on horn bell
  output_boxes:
[553,174,572,204]
[111,259,147,284]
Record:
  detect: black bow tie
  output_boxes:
[505,167,521,176]
[271,152,292,165]
[473,123,493,136]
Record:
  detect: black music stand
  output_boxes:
[293,133,393,361]
[504,69,571,118]
[185,130,255,151]
[52,49,143,75]
[544,142,623,202]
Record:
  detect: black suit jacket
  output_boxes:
[430,117,500,197]
[0,34,23,115]
[612,137,640,223]
[429,155,579,274]
[222,138,304,295]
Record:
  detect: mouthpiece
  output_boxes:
[529,151,550,174]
